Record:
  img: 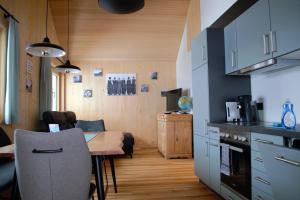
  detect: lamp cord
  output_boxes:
[46,0,48,38]
[67,0,70,60]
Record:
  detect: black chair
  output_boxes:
[0,127,15,199]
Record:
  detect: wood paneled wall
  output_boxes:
[65,61,176,147]
[0,0,60,139]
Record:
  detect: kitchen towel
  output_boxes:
[221,143,230,176]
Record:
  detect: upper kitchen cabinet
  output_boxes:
[191,29,208,69]
[269,0,300,57]
[236,0,272,69]
[224,21,238,74]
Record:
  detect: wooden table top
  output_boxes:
[86,131,124,156]
[0,131,124,157]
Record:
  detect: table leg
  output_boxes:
[94,156,105,200]
[108,156,117,193]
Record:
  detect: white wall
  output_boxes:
[176,24,192,96]
[200,0,237,30]
[251,67,300,123]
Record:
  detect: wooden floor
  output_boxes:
[93,148,220,200]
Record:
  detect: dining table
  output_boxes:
[0,130,125,200]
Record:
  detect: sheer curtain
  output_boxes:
[4,17,20,125]
[39,57,52,119]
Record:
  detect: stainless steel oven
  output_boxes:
[220,131,251,199]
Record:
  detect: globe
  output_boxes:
[178,96,192,111]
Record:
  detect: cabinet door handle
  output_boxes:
[231,51,235,68]
[205,141,209,157]
[255,157,264,163]
[202,46,206,61]
[274,155,300,166]
[270,31,277,52]
[204,119,208,135]
[254,138,274,145]
[255,176,271,185]
[263,34,270,55]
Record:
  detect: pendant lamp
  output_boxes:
[55,0,81,74]
[26,0,65,57]
[98,0,145,14]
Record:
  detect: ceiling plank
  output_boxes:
[49,0,190,61]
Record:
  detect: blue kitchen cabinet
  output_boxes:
[209,139,220,193]
[192,65,209,137]
[251,132,284,199]
[191,29,207,69]
[191,29,251,184]
[198,135,210,185]
[194,134,201,177]
[224,20,238,74]
[269,0,300,57]
[258,142,300,200]
[236,0,272,69]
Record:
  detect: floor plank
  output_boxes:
[92,148,220,200]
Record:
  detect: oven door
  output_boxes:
[220,140,251,199]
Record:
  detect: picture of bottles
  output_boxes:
[106,74,136,96]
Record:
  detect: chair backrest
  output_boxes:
[0,127,11,147]
[43,111,77,131]
[14,128,92,200]
[75,119,106,132]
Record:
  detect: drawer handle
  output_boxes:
[254,138,274,144]
[254,157,264,163]
[255,194,264,200]
[274,155,300,166]
[255,176,270,185]
[209,143,219,147]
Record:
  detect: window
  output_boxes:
[52,73,59,111]
[0,17,8,122]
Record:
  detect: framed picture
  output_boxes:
[94,69,103,77]
[150,72,158,80]
[106,73,136,96]
[83,89,92,98]
[73,75,82,83]
[141,84,149,92]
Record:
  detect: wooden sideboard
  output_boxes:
[157,113,193,159]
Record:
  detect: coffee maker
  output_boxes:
[237,95,257,122]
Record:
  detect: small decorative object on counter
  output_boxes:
[281,100,296,129]
[178,96,192,113]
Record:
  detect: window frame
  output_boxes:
[0,16,8,122]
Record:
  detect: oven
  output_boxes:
[220,131,251,199]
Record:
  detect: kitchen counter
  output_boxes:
[208,122,300,139]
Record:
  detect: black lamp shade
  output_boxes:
[56,60,81,74]
[26,37,66,58]
[99,0,145,14]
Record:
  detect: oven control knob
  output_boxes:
[225,133,230,138]
[240,137,247,142]
[233,135,238,140]
[220,133,225,137]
